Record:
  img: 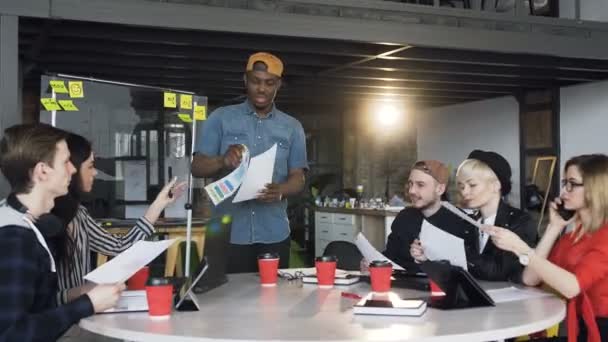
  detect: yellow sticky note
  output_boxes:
[180,94,193,110]
[164,92,177,108]
[178,113,192,123]
[194,105,207,121]
[68,81,84,98]
[49,80,68,94]
[40,98,62,111]
[58,100,78,111]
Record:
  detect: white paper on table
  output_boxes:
[419,220,468,271]
[204,145,251,206]
[233,144,277,203]
[486,286,554,303]
[354,233,404,270]
[84,239,177,284]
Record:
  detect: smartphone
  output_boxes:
[557,202,575,221]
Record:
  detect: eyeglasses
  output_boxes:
[561,179,584,192]
[277,270,306,282]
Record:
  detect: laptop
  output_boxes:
[175,216,231,311]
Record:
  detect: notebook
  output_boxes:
[102,290,148,313]
[353,292,427,316]
[302,269,361,285]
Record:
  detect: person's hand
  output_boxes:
[223,144,245,170]
[360,258,369,274]
[153,177,187,207]
[257,183,284,202]
[86,283,126,313]
[547,198,576,234]
[410,239,428,263]
[482,225,531,255]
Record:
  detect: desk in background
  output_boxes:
[314,207,402,256]
[96,218,209,277]
[80,273,566,342]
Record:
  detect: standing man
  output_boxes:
[384,160,478,273]
[192,52,308,272]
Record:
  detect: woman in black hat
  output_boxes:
[455,150,537,282]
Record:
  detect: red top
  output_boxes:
[548,224,608,342]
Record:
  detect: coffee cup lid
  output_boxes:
[315,255,337,262]
[369,260,392,268]
[258,252,279,259]
[146,277,172,286]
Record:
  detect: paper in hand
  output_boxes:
[233,144,277,203]
[204,145,251,205]
[354,233,404,270]
[441,201,481,228]
[84,239,177,284]
[419,220,468,271]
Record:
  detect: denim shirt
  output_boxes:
[196,101,308,244]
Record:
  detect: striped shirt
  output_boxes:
[57,205,154,304]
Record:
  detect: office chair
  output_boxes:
[323,241,363,271]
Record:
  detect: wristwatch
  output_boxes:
[518,249,534,266]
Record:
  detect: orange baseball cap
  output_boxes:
[412,160,450,185]
[246,52,284,77]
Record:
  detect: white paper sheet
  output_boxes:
[204,145,251,205]
[441,201,481,228]
[486,286,554,303]
[233,144,277,203]
[84,239,177,284]
[419,220,468,271]
[354,233,404,271]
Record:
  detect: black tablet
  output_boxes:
[420,260,494,309]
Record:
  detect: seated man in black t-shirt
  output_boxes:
[383,160,478,273]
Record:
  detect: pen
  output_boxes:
[341,292,362,300]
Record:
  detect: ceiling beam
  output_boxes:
[358,59,607,81]
[5,0,608,59]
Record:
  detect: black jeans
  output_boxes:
[227,237,291,273]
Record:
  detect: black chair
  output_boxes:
[322,241,363,271]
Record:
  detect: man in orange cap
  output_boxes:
[193,52,308,273]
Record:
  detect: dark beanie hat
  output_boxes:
[467,149,512,196]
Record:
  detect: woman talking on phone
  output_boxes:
[485,154,608,341]
[50,133,186,305]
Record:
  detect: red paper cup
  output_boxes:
[127,266,150,290]
[430,280,445,296]
[258,253,280,287]
[315,256,337,288]
[145,277,173,319]
[369,260,392,293]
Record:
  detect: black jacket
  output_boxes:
[468,200,537,283]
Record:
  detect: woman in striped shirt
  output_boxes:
[50,133,186,304]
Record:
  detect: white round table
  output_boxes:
[80,273,565,342]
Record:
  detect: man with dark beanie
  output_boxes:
[456,150,537,282]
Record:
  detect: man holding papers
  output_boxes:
[0,124,123,341]
[193,52,308,273]
[384,160,478,273]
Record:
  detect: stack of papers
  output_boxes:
[486,286,554,303]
